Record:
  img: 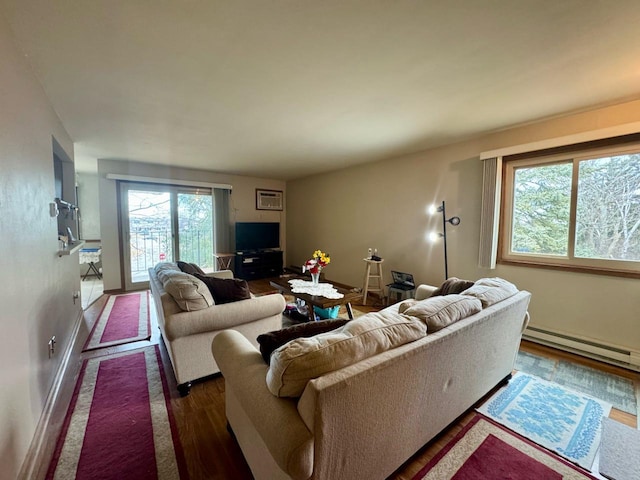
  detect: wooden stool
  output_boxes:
[362,258,384,305]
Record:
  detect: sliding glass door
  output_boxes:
[121,183,213,290]
[177,191,214,266]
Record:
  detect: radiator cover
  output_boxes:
[524,326,640,372]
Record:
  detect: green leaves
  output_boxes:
[511,152,640,262]
[512,162,572,256]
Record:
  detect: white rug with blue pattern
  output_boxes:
[477,371,612,470]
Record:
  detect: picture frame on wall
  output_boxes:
[256,189,283,211]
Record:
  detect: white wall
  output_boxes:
[76,171,101,240]
[287,99,640,357]
[97,160,286,290]
[0,15,81,480]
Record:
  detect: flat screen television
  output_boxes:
[235,222,280,252]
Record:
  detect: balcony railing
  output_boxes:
[129,227,213,281]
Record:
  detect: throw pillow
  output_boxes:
[177,261,205,275]
[461,277,518,307]
[402,294,482,332]
[163,273,215,311]
[257,319,350,365]
[154,262,182,284]
[194,273,251,304]
[397,298,418,314]
[266,310,427,397]
[431,277,475,296]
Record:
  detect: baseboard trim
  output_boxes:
[18,308,84,480]
[103,288,125,295]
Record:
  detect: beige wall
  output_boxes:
[0,15,81,479]
[287,99,640,356]
[97,160,286,290]
[76,171,101,240]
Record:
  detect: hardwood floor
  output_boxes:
[45,277,639,480]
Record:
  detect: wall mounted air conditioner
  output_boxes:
[256,189,283,211]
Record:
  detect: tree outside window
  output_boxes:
[502,146,640,276]
[512,162,572,256]
[575,154,640,262]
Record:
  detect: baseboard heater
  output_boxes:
[523,326,640,372]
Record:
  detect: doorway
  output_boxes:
[121,182,214,290]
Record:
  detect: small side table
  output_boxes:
[387,285,415,305]
[362,258,384,305]
[214,253,235,271]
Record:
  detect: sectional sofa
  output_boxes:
[213,278,531,479]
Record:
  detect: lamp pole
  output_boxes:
[440,201,449,280]
[431,200,460,280]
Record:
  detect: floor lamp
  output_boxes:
[429,201,460,280]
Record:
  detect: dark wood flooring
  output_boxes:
[40,276,640,480]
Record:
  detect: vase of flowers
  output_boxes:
[303,249,331,284]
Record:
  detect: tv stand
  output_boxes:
[235,250,283,280]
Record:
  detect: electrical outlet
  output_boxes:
[48,336,56,358]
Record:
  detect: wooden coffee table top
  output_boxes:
[269,275,362,310]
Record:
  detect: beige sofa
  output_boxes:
[212,280,531,480]
[148,262,285,395]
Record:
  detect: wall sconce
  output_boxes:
[429,200,460,279]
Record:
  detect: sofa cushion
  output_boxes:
[400,294,482,332]
[163,272,215,311]
[194,274,251,304]
[257,319,350,365]
[461,277,518,307]
[431,277,475,297]
[154,262,182,285]
[266,311,426,397]
[177,261,205,275]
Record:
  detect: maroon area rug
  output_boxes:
[412,414,597,480]
[46,346,188,479]
[83,291,150,351]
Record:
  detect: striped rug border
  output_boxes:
[46,345,188,479]
[82,291,151,351]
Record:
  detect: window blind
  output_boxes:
[478,156,502,269]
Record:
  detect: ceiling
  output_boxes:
[3,1,640,180]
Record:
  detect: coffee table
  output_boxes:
[270,276,362,322]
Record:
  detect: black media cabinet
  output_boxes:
[234,250,283,280]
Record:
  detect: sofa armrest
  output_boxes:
[164,293,286,340]
[204,270,234,279]
[212,330,313,480]
[415,284,438,300]
[522,311,531,333]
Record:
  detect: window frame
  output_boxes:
[499,142,640,278]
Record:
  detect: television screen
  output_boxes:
[235,222,280,252]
